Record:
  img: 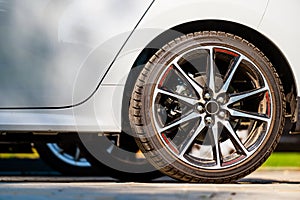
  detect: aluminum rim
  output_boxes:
[151,45,273,170]
[46,143,91,167]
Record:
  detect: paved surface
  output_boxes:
[0,158,60,176]
[0,168,300,200]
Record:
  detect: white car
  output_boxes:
[0,0,299,182]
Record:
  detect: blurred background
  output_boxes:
[1,131,300,176]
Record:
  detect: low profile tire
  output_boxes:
[34,141,98,176]
[130,31,285,183]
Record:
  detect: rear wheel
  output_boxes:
[130,31,285,183]
[35,141,98,176]
[79,133,163,181]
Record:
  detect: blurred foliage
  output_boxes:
[263,152,300,167]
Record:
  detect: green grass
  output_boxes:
[262,152,300,167]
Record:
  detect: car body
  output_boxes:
[0,0,299,182]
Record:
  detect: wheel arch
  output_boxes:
[121,19,297,134]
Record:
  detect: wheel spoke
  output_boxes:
[219,56,243,94]
[207,47,216,92]
[211,123,222,167]
[178,120,206,158]
[228,108,270,122]
[106,144,114,154]
[172,62,203,96]
[74,147,81,161]
[158,112,201,133]
[227,87,268,105]
[58,148,64,154]
[155,88,198,106]
[221,120,250,156]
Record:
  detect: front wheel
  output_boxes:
[130,31,285,183]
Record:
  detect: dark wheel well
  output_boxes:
[122,20,297,134]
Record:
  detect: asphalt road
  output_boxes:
[0,168,300,200]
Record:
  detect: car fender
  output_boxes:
[95,0,269,132]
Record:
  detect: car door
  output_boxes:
[0,0,153,108]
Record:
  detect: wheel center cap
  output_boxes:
[205,101,219,114]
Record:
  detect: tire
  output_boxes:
[130,31,285,183]
[35,141,98,176]
[79,133,163,181]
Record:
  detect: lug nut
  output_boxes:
[204,93,211,100]
[205,116,213,125]
[217,97,224,104]
[196,105,204,113]
[218,111,225,119]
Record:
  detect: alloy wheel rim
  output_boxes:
[47,143,91,167]
[151,45,273,170]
